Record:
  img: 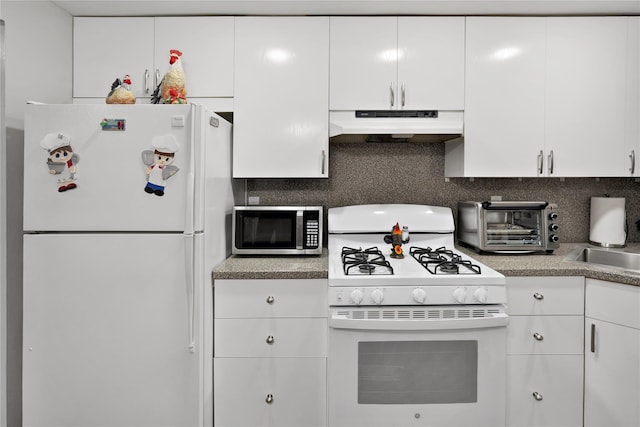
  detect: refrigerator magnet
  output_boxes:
[40,132,79,193]
[141,134,179,197]
[99,118,126,131]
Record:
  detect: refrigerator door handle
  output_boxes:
[184,233,196,353]
[185,105,197,235]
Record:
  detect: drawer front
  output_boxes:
[586,278,640,329]
[215,318,327,357]
[508,315,583,355]
[214,357,327,427]
[214,279,328,318]
[507,355,583,427]
[506,276,584,315]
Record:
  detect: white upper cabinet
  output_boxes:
[447,16,634,177]
[329,17,464,110]
[233,17,329,178]
[74,18,155,99]
[73,17,234,101]
[545,17,628,177]
[460,17,547,177]
[625,17,640,176]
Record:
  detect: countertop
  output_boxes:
[212,244,640,286]
[212,249,329,280]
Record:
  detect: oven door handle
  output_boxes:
[329,313,508,331]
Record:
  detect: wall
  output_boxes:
[247,141,640,243]
[0,2,71,425]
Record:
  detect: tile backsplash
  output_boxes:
[245,141,640,243]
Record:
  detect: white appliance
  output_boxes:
[22,103,239,426]
[327,204,507,427]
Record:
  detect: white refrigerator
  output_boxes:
[22,103,239,426]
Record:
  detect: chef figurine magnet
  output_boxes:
[40,132,79,192]
[141,134,179,197]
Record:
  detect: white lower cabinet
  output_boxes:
[505,276,584,427]
[213,279,328,427]
[584,279,640,427]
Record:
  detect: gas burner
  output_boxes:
[410,246,482,275]
[341,246,394,276]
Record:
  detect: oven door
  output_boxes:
[328,307,507,427]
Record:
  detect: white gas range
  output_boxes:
[327,204,508,427]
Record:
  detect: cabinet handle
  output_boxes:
[548,150,554,175]
[144,69,150,94]
[266,295,275,304]
[537,150,544,175]
[155,69,160,88]
[390,83,395,107]
[321,150,326,175]
[532,392,543,401]
[591,323,596,353]
[533,292,544,300]
[630,150,636,175]
[401,82,406,107]
[265,394,274,404]
[533,332,544,341]
[266,335,275,345]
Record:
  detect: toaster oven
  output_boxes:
[457,201,559,253]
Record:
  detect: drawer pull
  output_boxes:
[265,394,274,404]
[266,296,275,304]
[533,292,544,300]
[533,332,544,341]
[591,323,596,353]
[532,392,543,401]
[266,335,275,345]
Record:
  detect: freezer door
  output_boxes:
[23,233,201,427]
[24,104,195,232]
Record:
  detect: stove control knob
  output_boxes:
[411,288,427,304]
[453,287,467,304]
[474,287,489,303]
[370,289,384,305]
[350,289,364,305]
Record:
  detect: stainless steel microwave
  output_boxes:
[232,206,323,255]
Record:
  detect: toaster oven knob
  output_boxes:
[474,287,489,303]
[550,234,559,243]
[370,289,384,305]
[549,212,558,220]
[411,288,427,304]
[350,289,364,305]
[549,223,559,231]
[453,287,467,304]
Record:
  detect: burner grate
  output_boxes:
[409,246,482,275]
[341,246,394,276]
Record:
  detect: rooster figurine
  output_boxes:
[151,49,187,104]
[383,222,410,258]
[105,74,136,104]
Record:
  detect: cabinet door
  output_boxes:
[154,17,234,98]
[329,17,398,110]
[584,318,640,427]
[234,17,329,178]
[214,358,327,427]
[463,17,546,177]
[507,355,583,427]
[546,17,628,177]
[626,17,640,176]
[73,17,155,98]
[398,17,464,110]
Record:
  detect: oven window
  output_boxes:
[358,340,477,404]
[486,209,543,247]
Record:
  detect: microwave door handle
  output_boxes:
[296,211,304,249]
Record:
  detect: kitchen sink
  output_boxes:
[565,246,640,272]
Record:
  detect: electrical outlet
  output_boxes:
[248,196,260,205]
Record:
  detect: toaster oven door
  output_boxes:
[482,208,545,249]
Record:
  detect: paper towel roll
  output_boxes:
[589,197,626,247]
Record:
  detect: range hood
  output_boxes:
[329,110,463,138]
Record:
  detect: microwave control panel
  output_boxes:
[303,212,320,249]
